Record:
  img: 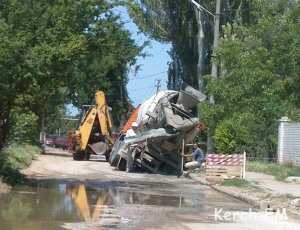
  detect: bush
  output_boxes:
[8,108,39,144]
[212,112,277,158]
[0,143,41,184]
[247,161,300,181]
[214,113,257,153]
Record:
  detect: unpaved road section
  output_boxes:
[0,154,298,230]
[247,172,300,197]
[22,154,122,180]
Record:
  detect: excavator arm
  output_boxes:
[77,107,97,151]
[96,92,111,136]
[73,91,113,161]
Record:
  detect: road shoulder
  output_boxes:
[189,172,300,219]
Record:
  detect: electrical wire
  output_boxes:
[128,71,167,80]
[103,71,167,84]
[129,86,156,92]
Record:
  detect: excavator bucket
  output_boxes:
[89,142,109,155]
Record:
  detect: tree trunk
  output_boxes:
[207,0,222,155]
[0,116,10,149]
[194,7,205,91]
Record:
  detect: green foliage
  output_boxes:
[2,144,41,170]
[200,1,300,157]
[127,0,202,88]
[127,0,259,89]
[129,0,300,159]
[8,107,39,144]
[0,0,141,147]
[0,143,41,184]
[45,107,77,135]
[214,113,256,153]
[247,161,300,181]
[221,179,250,187]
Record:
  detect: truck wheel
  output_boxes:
[84,152,91,161]
[73,152,79,160]
[105,152,110,162]
[73,151,85,161]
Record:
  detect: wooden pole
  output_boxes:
[179,138,185,177]
[242,151,246,179]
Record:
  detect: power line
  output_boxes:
[129,86,155,92]
[129,93,155,99]
[128,71,167,80]
[129,81,168,96]
[101,71,167,84]
[190,0,215,18]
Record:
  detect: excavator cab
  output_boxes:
[73,91,114,161]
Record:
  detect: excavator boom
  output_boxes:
[73,91,113,161]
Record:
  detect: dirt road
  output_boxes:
[0,154,299,230]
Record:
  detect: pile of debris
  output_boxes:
[109,84,206,175]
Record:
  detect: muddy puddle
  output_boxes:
[0,179,252,230]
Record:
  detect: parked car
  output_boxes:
[54,136,68,150]
[45,136,55,146]
[44,135,68,150]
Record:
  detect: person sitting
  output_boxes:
[185,143,205,170]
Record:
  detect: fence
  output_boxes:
[205,152,246,182]
[246,157,277,163]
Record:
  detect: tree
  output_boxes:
[0,0,141,148]
[126,0,258,90]
[201,0,300,157]
[129,0,300,158]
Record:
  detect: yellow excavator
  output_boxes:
[73,91,113,161]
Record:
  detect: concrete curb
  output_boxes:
[210,184,261,208]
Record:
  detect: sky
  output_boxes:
[115,7,171,107]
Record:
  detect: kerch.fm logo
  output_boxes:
[214,208,288,222]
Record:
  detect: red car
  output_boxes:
[44,135,68,150]
[54,136,68,149]
[44,136,55,146]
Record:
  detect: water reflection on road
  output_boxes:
[0,180,251,230]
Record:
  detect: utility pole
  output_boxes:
[155,79,161,94]
[207,0,221,154]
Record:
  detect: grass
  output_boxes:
[247,161,300,181]
[221,178,250,187]
[0,143,41,184]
